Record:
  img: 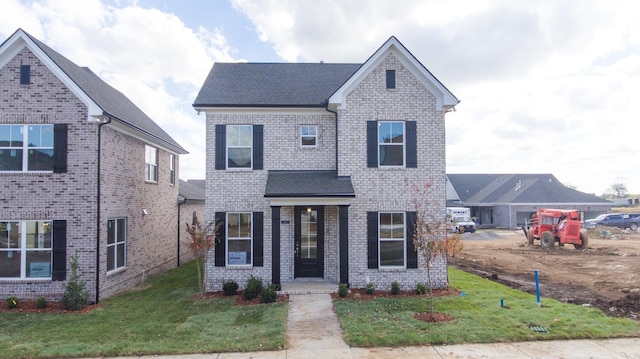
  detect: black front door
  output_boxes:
[294,206,324,278]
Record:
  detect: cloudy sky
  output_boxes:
[2,0,639,195]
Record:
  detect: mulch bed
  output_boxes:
[192,291,290,306]
[0,300,101,314]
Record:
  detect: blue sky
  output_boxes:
[2,0,639,195]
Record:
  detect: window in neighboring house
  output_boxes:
[107,218,126,271]
[379,212,405,267]
[226,125,252,169]
[20,65,31,85]
[300,125,317,147]
[0,221,53,278]
[378,121,404,166]
[145,145,158,182]
[169,154,175,185]
[386,70,395,89]
[226,212,252,266]
[0,124,54,172]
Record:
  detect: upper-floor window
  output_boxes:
[226,125,252,169]
[378,121,404,167]
[107,218,126,272]
[145,145,158,182]
[169,154,176,185]
[386,70,396,89]
[0,221,53,279]
[0,124,54,172]
[300,125,317,147]
[379,212,406,268]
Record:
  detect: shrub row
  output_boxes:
[221,276,278,304]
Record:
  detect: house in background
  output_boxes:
[194,36,458,291]
[446,173,612,228]
[178,179,205,265]
[0,29,187,302]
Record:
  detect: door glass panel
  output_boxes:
[301,210,317,259]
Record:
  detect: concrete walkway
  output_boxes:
[108,283,640,358]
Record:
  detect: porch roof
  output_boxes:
[265,170,355,198]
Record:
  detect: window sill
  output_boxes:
[106,267,127,277]
[225,265,253,270]
[144,180,158,184]
[378,267,407,272]
[0,278,51,283]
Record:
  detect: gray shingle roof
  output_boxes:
[193,63,361,107]
[265,170,355,197]
[447,174,611,204]
[179,179,205,202]
[18,30,187,154]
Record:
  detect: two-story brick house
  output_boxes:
[194,37,458,291]
[0,29,187,302]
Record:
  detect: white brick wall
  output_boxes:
[204,53,449,291]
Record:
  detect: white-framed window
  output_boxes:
[107,218,126,272]
[0,124,54,172]
[378,121,404,167]
[169,154,175,185]
[0,221,53,279]
[226,125,252,169]
[379,212,405,268]
[145,145,158,182]
[226,212,252,266]
[300,125,317,147]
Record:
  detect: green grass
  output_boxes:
[335,267,640,347]
[0,261,287,359]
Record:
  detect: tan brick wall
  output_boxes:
[0,47,182,301]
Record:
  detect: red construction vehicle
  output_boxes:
[522,208,588,249]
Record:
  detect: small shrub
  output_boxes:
[243,275,263,300]
[60,251,89,310]
[338,283,349,298]
[6,296,19,309]
[260,282,278,303]
[36,296,47,309]
[391,281,400,295]
[222,279,239,296]
[416,282,427,295]
[365,282,375,295]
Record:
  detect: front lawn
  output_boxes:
[0,261,287,359]
[334,268,640,347]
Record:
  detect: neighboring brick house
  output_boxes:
[0,29,187,302]
[194,37,458,291]
[447,173,613,228]
[178,179,206,265]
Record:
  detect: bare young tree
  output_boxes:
[405,179,447,314]
[185,215,220,295]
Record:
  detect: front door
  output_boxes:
[294,206,324,278]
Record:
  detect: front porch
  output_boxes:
[279,280,338,295]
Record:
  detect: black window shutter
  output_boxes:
[20,65,31,84]
[215,125,226,170]
[253,212,263,266]
[52,220,67,281]
[214,212,226,266]
[406,121,417,168]
[367,211,378,269]
[366,121,378,168]
[53,124,68,173]
[253,125,263,170]
[386,70,395,89]
[406,211,418,268]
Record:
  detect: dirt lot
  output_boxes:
[454,228,640,320]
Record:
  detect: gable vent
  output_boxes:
[20,65,31,85]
